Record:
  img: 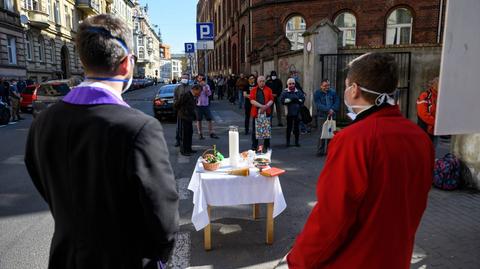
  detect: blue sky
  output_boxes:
[139,0,197,54]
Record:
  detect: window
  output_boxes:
[138,36,144,46]
[24,0,33,9]
[7,36,17,64]
[334,12,357,46]
[38,36,45,62]
[386,8,413,45]
[65,5,71,29]
[71,9,76,30]
[54,1,60,24]
[134,21,139,33]
[4,0,14,11]
[26,34,32,60]
[139,47,145,59]
[50,39,56,63]
[160,47,165,58]
[286,16,306,50]
[47,0,52,18]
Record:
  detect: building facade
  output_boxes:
[132,2,161,78]
[197,0,445,75]
[0,0,27,80]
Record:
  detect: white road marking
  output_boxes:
[2,155,25,165]
[177,177,191,200]
[168,232,191,269]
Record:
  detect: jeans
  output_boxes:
[238,90,244,108]
[286,115,300,144]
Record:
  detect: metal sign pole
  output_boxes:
[204,43,208,85]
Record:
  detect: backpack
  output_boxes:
[433,153,461,190]
[299,105,312,124]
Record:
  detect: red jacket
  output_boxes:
[249,86,274,118]
[416,88,437,135]
[287,105,434,269]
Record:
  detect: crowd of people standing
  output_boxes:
[0,78,25,124]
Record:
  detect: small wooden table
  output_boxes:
[188,158,287,251]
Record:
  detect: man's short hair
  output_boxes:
[347,53,398,103]
[321,79,329,83]
[192,85,202,91]
[76,14,132,75]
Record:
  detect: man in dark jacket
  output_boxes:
[266,71,284,126]
[24,14,179,269]
[174,74,192,147]
[175,84,202,156]
[281,78,305,147]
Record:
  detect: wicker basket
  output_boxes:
[201,149,221,171]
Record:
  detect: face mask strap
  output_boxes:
[359,87,396,106]
[85,77,129,83]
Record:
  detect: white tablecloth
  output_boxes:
[188,158,287,231]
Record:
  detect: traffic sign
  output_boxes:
[185,43,195,53]
[196,22,214,41]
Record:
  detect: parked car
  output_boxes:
[0,100,10,125]
[20,84,39,112]
[153,84,177,120]
[32,80,71,118]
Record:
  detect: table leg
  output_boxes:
[266,203,274,244]
[253,204,260,220]
[204,205,212,250]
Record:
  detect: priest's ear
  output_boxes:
[117,54,134,77]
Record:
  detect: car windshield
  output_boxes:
[22,86,36,94]
[37,84,70,97]
[159,87,175,95]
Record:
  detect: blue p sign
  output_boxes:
[185,43,195,53]
[196,23,214,41]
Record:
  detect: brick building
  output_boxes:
[197,0,446,119]
[197,0,445,75]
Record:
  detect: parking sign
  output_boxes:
[196,22,214,41]
[185,43,195,53]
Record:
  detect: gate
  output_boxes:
[320,52,411,122]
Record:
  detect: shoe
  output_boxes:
[286,142,291,147]
[199,134,205,140]
[174,142,180,147]
[278,123,284,127]
[188,150,198,154]
[180,151,192,156]
[18,117,25,120]
[316,152,325,157]
[210,133,219,139]
[295,143,301,147]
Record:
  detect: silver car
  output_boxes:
[32,80,71,118]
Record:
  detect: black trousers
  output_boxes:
[244,101,251,133]
[286,115,300,144]
[251,117,270,150]
[180,119,193,153]
[175,115,181,144]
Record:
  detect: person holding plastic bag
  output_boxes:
[280,78,305,147]
[314,79,339,156]
[250,76,274,151]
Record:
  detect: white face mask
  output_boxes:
[180,79,188,84]
[343,85,396,120]
[271,76,277,80]
[121,56,135,93]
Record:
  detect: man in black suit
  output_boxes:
[24,14,179,269]
[175,84,202,156]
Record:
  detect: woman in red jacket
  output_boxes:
[249,76,274,151]
[287,53,434,269]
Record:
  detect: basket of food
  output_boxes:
[201,145,224,171]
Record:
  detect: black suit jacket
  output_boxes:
[25,101,179,269]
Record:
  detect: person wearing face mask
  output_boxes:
[174,74,192,147]
[288,53,434,269]
[280,78,305,147]
[24,15,179,269]
[243,74,256,135]
[266,71,284,127]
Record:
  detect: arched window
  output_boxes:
[139,47,145,59]
[38,36,45,62]
[286,16,306,50]
[386,8,413,45]
[50,39,56,63]
[334,12,357,46]
[26,34,33,61]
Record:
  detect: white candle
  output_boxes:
[229,126,239,167]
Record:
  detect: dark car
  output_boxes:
[32,80,71,118]
[153,84,177,120]
[20,84,39,112]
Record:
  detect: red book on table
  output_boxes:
[260,167,286,177]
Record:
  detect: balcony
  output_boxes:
[76,0,101,16]
[28,9,50,29]
[105,0,113,3]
